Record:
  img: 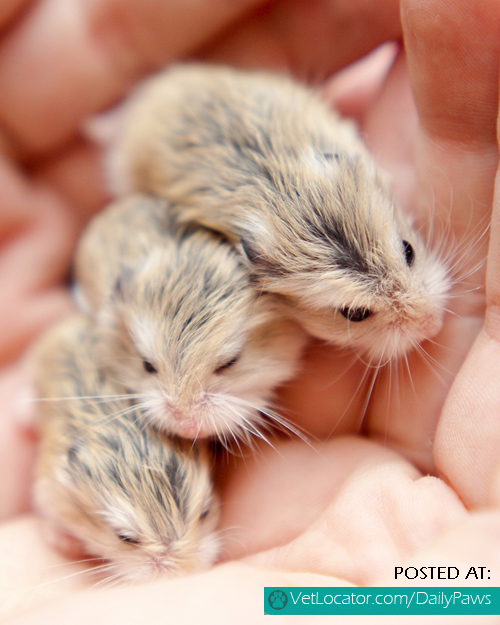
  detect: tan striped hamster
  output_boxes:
[33,314,220,582]
[75,195,308,440]
[104,64,449,361]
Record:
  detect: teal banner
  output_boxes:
[264,587,499,615]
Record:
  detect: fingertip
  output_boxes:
[401,0,500,147]
[0,0,266,154]
[0,0,32,33]
[200,0,402,83]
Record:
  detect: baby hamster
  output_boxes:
[33,314,220,582]
[76,195,308,440]
[105,64,449,360]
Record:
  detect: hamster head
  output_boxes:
[234,153,449,361]
[96,232,307,440]
[36,429,219,582]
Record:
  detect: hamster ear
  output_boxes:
[238,235,283,282]
[113,267,133,300]
[239,236,262,266]
[114,276,125,299]
[238,215,274,264]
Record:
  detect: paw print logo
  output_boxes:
[268,590,288,610]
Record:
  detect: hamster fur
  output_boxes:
[105,64,449,360]
[76,195,308,440]
[33,314,220,582]
[74,193,175,313]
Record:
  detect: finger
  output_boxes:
[277,342,368,439]
[403,0,499,147]
[361,51,418,212]
[321,43,399,128]
[3,552,335,625]
[0,153,89,297]
[0,288,73,368]
[198,0,401,83]
[32,140,109,220]
[0,0,266,155]
[402,0,499,252]
[0,157,83,365]
[415,0,500,506]
[375,507,500,587]
[368,315,482,474]
[0,0,32,33]
[0,516,92,622]
[366,0,500,479]
[246,450,466,584]
[0,153,35,235]
[0,195,76,301]
[434,139,500,506]
[218,437,409,560]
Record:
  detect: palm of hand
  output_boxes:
[0,0,499,616]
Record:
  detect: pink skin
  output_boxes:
[0,0,500,622]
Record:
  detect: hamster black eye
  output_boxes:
[402,240,415,267]
[214,355,239,374]
[199,508,210,521]
[117,533,141,545]
[340,307,371,322]
[142,360,158,374]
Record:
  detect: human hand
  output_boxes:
[1,0,500,622]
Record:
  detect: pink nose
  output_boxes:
[167,405,185,422]
[150,556,175,574]
[168,405,197,425]
[165,405,198,435]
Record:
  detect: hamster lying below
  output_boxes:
[33,314,220,582]
[105,64,449,361]
[75,195,308,440]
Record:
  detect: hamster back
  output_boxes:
[106,64,449,360]
[33,315,219,581]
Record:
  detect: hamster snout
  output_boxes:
[33,315,220,581]
[105,63,449,361]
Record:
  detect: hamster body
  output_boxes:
[33,314,220,581]
[106,64,449,360]
[76,195,307,440]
